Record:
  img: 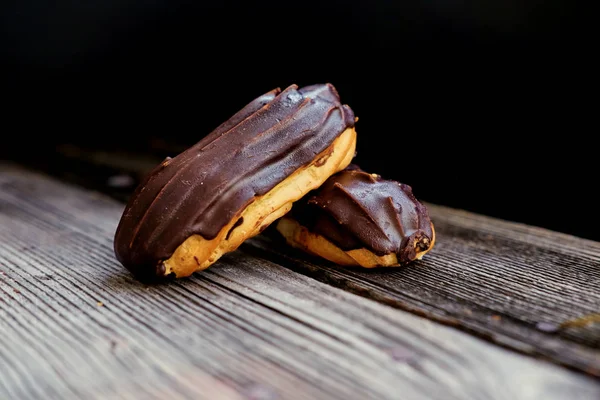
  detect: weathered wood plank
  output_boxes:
[1,164,599,399]
[6,148,600,376]
[247,205,600,377]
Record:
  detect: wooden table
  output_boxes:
[1,160,599,399]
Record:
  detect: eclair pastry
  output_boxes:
[276,165,435,268]
[114,84,357,280]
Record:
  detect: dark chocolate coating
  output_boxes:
[114,84,355,279]
[291,165,433,263]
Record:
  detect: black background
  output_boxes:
[2,1,597,240]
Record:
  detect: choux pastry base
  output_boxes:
[162,127,357,278]
[276,217,435,268]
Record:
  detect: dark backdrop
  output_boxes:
[2,0,596,240]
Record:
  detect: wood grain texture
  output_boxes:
[248,205,600,377]
[1,163,599,399]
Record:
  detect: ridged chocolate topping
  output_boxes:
[291,165,433,263]
[114,84,355,279]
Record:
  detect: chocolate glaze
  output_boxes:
[114,84,355,279]
[290,165,434,263]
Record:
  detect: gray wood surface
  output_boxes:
[22,140,600,377]
[250,205,600,377]
[1,165,599,399]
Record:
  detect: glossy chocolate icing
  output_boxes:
[291,165,433,263]
[114,84,355,278]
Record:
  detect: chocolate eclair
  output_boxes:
[276,165,435,267]
[114,83,357,280]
